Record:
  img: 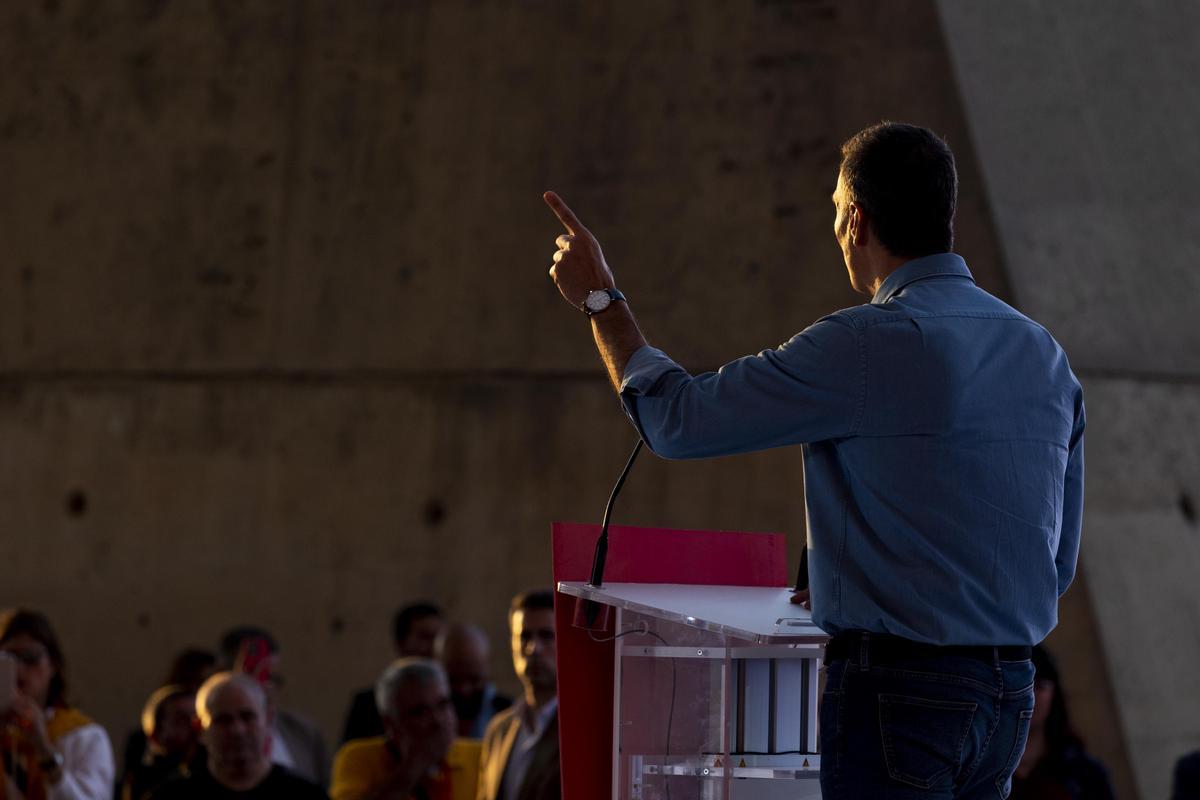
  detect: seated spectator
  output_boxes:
[219,625,329,786]
[163,649,217,691]
[150,672,327,799]
[478,590,559,800]
[342,603,445,743]
[331,658,479,800]
[119,685,205,800]
[1172,750,1200,800]
[435,625,511,739]
[1011,645,1115,800]
[0,607,115,800]
[119,647,217,797]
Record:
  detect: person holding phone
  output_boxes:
[1,607,115,800]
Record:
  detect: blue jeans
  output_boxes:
[820,636,1036,799]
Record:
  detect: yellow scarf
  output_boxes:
[1,707,95,800]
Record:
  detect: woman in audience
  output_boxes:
[0,608,115,800]
[1010,645,1115,800]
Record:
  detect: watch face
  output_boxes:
[585,289,611,313]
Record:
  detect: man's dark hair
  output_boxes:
[392,602,442,647]
[1031,645,1085,769]
[164,647,217,691]
[217,625,279,668]
[509,589,555,619]
[839,122,957,258]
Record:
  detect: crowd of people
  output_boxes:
[4,601,1197,799]
[0,593,561,800]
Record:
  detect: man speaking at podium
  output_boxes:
[544,122,1084,800]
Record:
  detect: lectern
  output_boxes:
[552,522,828,800]
[557,581,825,799]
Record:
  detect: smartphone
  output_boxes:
[0,652,16,714]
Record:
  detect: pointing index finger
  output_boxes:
[544,191,589,236]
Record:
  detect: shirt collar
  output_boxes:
[516,696,558,734]
[871,253,974,305]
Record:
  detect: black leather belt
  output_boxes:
[825,631,1031,665]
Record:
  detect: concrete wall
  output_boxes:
[0,1,1142,793]
[937,3,1200,798]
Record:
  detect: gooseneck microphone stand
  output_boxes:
[574,438,644,630]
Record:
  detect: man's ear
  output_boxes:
[848,202,867,246]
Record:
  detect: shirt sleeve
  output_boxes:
[619,314,864,459]
[1055,388,1085,595]
[49,723,115,800]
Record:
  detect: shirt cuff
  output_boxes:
[619,345,680,396]
[619,346,686,448]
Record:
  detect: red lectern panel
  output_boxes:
[552,522,788,800]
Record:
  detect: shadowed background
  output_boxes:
[3,3,1198,798]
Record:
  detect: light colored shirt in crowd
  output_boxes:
[45,709,115,800]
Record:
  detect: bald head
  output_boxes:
[435,624,493,726]
[436,624,489,662]
[196,671,267,727]
[195,672,272,785]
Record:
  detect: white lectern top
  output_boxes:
[557,581,827,644]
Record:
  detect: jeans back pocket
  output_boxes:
[879,693,978,790]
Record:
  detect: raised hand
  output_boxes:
[544,191,616,310]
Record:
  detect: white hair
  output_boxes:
[374,657,447,720]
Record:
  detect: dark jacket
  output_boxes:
[1173,751,1200,800]
[477,706,560,800]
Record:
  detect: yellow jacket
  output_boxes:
[331,737,480,800]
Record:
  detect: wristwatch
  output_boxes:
[583,288,626,316]
[39,750,64,772]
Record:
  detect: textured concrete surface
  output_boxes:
[0,1,1010,374]
[937,2,1200,798]
[0,376,811,744]
[0,0,1134,784]
[936,1,1200,378]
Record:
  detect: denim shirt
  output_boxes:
[620,254,1084,645]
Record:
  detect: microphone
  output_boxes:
[573,438,644,631]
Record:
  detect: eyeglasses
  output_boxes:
[1,647,48,666]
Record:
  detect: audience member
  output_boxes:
[219,626,330,786]
[436,625,512,739]
[150,672,327,799]
[331,658,479,800]
[120,647,217,796]
[163,649,217,691]
[0,608,115,800]
[342,603,445,743]
[1010,645,1115,800]
[1172,750,1200,800]
[119,685,204,800]
[478,591,559,800]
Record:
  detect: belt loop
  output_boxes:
[859,632,870,669]
[992,646,1001,669]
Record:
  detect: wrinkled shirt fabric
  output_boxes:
[620,253,1084,645]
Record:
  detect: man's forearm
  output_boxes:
[591,302,648,392]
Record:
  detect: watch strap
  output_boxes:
[584,288,627,316]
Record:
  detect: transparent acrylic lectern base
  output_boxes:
[558,582,827,800]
